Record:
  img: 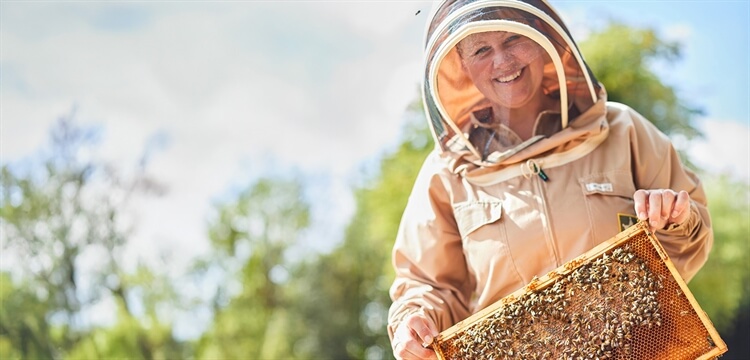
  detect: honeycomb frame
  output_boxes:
[432,221,727,360]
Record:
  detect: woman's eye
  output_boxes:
[473,46,490,56]
[504,35,520,44]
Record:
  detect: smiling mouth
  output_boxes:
[494,68,523,83]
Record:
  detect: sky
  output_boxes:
[1,0,749,336]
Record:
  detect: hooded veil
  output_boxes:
[422,0,602,169]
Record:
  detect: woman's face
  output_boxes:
[458,31,546,110]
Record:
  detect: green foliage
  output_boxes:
[0,273,56,359]
[343,115,435,358]
[0,115,183,359]
[194,176,310,359]
[688,174,750,333]
[65,301,185,360]
[288,107,434,359]
[580,22,703,140]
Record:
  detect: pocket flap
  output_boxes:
[453,201,503,237]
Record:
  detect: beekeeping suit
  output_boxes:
[388,0,713,346]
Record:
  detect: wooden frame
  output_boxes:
[433,221,727,360]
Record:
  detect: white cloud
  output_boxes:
[315,1,424,39]
[663,23,693,43]
[556,6,594,42]
[1,2,428,279]
[688,118,750,182]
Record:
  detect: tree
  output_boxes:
[0,272,56,359]
[286,102,432,359]
[580,22,703,141]
[0,114,181,359]
[688,174,750,337]
[194,176,310,359]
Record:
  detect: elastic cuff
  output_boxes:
[659,201,698,235]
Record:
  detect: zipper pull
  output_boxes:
[535,165,549,182]
[523,159,549,182]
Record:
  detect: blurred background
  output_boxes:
[1,1,748,359]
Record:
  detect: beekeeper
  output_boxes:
[388,1,713,359]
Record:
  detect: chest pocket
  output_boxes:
[453,200,506,275]
[453,201,503,240]
[452,199,525,302]
[579,170,637,242]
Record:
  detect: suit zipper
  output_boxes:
[534,171,561,266]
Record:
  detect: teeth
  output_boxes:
[495,69,522,83]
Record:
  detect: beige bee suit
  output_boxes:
[388,0,712,338]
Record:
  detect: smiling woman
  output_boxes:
[457,32,548,130]
[424,3,600,164]
[387,1,714,359]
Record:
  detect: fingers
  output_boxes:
[393,339,437,360]
[393,314,439,360]
[414,315,439,344]
[647,190,665,229]
[671,190,691,224]
[660,190,676,219]
[633,189,691,230]
[634,189,648,220]
[634,189,667,229]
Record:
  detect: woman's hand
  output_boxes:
[392,313,439,360]
[633,189,691,231]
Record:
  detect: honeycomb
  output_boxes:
[432,221,726,360]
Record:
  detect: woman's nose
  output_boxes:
[491,49,513,69]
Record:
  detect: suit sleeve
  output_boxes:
[387,151,475,339]
[629,111,713,282]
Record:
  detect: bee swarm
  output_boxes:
[433,224,727,360]
[437,246,661,360]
